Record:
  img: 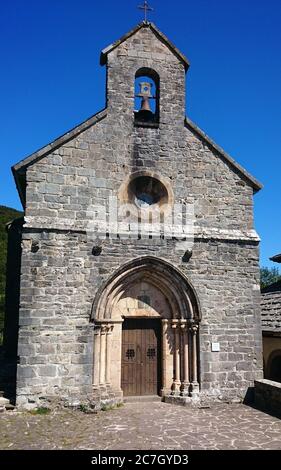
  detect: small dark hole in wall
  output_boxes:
[92,246,102,256]
[182,250,192,263]
[31,241,39,253]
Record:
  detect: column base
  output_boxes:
[160,387,170,397]
[190,381,200,398]
[92,386,123,409]
[170,381,181,396]
[180,382,191,397]
[163,394,200,407]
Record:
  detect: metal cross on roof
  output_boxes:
[138,1,153,22]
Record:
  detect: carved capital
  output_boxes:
[171,319,179,329]
[97,323,114,334]
[94,325,101,335]
[190,323,199,335]
[179,320,187,333]
[100,325,108,334]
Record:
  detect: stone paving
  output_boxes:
[0,402,281,450]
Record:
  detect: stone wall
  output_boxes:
[24,117,255,234]
[255,379,281,417]
[16,229,262,406]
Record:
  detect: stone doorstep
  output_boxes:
[124,395,162,403]
[0,395,15,411]
[0,397,10,406]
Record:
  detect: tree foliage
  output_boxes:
[260,266,281,290]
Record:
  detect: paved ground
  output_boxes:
[0,401,281,450]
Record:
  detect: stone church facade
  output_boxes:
[8,22,263,408]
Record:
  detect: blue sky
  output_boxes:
[0,0,280,267]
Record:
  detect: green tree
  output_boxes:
[260,266,281,290]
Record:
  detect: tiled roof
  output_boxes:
[270,254,281,263]
[261,287,281,332]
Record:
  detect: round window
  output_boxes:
[128,176,168,209]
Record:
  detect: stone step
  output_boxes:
[124,395,162,403]
[5,404,15,411]
[0,397,10,406]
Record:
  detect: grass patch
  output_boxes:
[101,402,123,411]
[101,404,115,412]
[29,407,51,415]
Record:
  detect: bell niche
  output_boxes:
[134,68,159,126]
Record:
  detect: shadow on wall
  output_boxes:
[0,217,23,403]
[265,350,281,383]
[243,386,255,406]
[253,379,281,420]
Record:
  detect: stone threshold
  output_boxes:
[124,395,162,403]
[163,394,200,407]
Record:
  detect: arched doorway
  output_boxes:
[91,256,200,402]
[267,350,281,383]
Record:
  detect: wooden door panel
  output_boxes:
[121,319,160,396]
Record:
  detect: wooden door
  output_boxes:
[121,318,160,396]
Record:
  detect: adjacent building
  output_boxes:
[261,254,281,382]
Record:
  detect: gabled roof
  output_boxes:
[262,280,281,294]
[12,109,107,206]
[270,254,281,263]
[13,109,107,174]
[185,117,263,193]
[12,109,262,207]
[100,21,190,71]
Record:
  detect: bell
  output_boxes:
[135,81,154,122]
[140,96,151,112]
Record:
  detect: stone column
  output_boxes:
[171,320,181,395]
[180,321,190,396]
[190,323,199,397]
[161,319,169,396]
[99,325,107,389]
[105,325,113,387]
[93,325,101,390]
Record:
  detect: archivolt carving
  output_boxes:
[91,256,200,322]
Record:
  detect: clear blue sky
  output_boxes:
[0,0,280,268]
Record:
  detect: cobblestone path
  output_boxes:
[0,402,280,450]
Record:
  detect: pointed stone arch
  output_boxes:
[91,256,201,322]
[91,256,201,404]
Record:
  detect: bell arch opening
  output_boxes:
[134,68,160,126]
[91,256,201,403]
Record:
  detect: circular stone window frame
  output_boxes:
[118,171,174,221]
